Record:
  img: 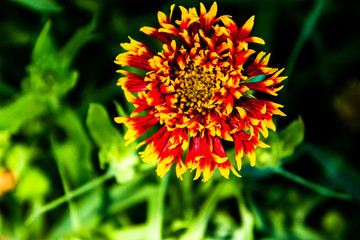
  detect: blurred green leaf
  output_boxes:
[272,167,351,200]
[4,144,34,177]
[180,182,226,240]
[256,116,305,168]
[284,0,325,79]
[86,103,121,148]
[31,20,56,62]
[147,175,169,240]
[9,0,62,13]
[52,108,93,185]
[23,20,73,96]
[58,17,98,68]
[278,116,305,157]
[234,182,255,240]
[307,144,360,200]
[23,18,96,98]
[0,94,47,133]
[0,131,11,161]
[15,167,50,202]
[110,224,148,240]
[86,103,138,182]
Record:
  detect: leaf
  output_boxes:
[86,103,138,182]
[52,108,93,186]
[86,103,121,148]
[23,18,95,97]
[31,20,56,62]
[110,224,148,240]
[278,116,305,157]
[307,144,360,200]
[180,182,226,240]
[4,144,34,176]
[256,116,305,168]
[9,0,62,13]
[147,175,169,240]
[0,94,47,133]
[14,167,50,202]
[58,17,98,68]
[272,167,351,200]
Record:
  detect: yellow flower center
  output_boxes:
[175,64,217,114]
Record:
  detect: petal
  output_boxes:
[115,115,159,146]
[237,15,255,40]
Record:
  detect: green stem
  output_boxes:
[271,167,351,200]
[25,170,115,225]
[147,174,169,240]
[282,0,325,96]
[180,182,225,240]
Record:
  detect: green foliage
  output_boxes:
[15,167,50,201]
[1,0,359,240]
[256,116,305,168]
[9,0,62,13]
[0,94,47,133]
[86,103,138,183]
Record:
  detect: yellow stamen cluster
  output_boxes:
[175,65,218,114]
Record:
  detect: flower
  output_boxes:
[114,2,286,182]
[0,169,16,196]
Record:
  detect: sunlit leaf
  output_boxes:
[15,168,50,201]
[86,103,121,148]
[31,20,56,62]
[4,144,34,177]
[86,103,138,182]
[0,131,11,161]
[0,94,47,133]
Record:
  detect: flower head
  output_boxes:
[114,2,286,182]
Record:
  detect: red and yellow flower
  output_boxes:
[114,2,286,182]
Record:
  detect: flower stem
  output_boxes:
[25,170,115,225]
[271,167,351,200]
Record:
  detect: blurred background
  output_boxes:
[1,0,360,239]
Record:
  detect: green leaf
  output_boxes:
[110,224,148,240]
[278,116,305,157]
[86,103,121,148]
[147,175,169,240]
[271,167,351,200]
[283,0,325,82]
[256,116,305,168]
[58,17,98,68]
[0,131,11,161]
[31,21,56,62]
[307,144,360,200]
[23,18,95,97]
[0,94,47,133]
[180,182,226,240]
[86,103,138,182]
[15,167,50,202]
[52,108,93,186]
[4,144,34,177]
[9,0,62,13]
